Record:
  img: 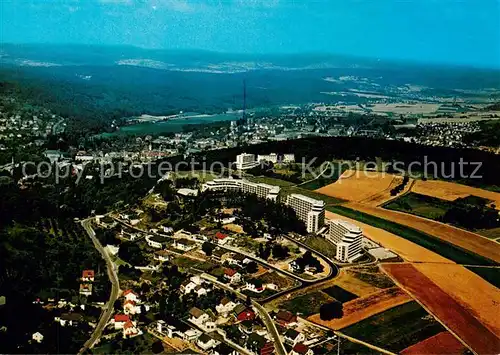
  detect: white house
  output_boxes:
[32,332,44,343]
[123,290,140,303]
[196,334,219,351]
[245,280,265,293]
[223,268,241,284]
[284,329,305,346]
[123,320,141,338]
[173,238,197,252]
[124,300,141,315]
[188,307,210,326]
[146,235,167,249]
[201,321,217,333]
[216,297,238,316]
[180,280,197,295]
[180,328,202,342]
[154,250,169,262]
[112,314,131,329]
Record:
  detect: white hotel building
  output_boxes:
[286,194,325,234]
[202,178,280,200]
[235,153,259,170]
[327,219,363,262]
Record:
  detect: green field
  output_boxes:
[342,301,445,353]
[303,236,338,259]
[383,192,451,220]
[245,175,296,187]
[280,291,333,317]
[327,205,498,268]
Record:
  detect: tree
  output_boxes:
[245,295,251,306]
[202,242,215,256]
[245,261,258,274]
[151,341,164,354]
[320,301,343,321]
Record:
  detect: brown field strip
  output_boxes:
[315,170,399,205]
[382,263,500,354]
[412,180,500,210]
[400,331,467,355]
[413,263,500,335]
[308,287,411,330]
[325,210,452,263]
[345,202,500,263]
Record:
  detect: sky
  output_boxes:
[1,0,499,68]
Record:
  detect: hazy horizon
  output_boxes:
[1,0,499,69]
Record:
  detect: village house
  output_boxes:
[123,320,141,338]
[284,329,305,346]
[112,314,131,330]
[215,232,230,245]
[291,343,314,355]
[288,260,301,273]
[234,305,256,322]
[173,238,197,252]
[79,283,92,296]
[196,334,219,351]
[124,300,141,315]
[245,279,265,293]
[211,249,231,262]
[154,250,170,262]
[81,270,95,282]
[223,268,242,284]
[32,332,44,343]
[226,253,247,267]
[123,289,140,303]
[54,313,83,327]
[189,307,210,326]
[146,235,168,249]
[180,275,204,295]
[275,310,298,327]
[246,332,274,355]
[96,215,117,228]
[180,328,202,342]
[216,297,238,316]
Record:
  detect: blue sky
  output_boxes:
[1,0,499,68]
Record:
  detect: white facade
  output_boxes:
[286,194,325,233]
[235,153,258,170]
[327,219,363,262]
[283,154,295,163]
[202,178,280,201]
[257,153,278,163]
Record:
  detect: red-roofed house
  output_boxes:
[236,308,256,322]
[123,289,140,303]
[275,310,298,327]
[82,270,95,282]
[223,268,241,284]
[113,314,130,329]
[291,343,313,355]
[215,232,229,245]
[123,320,140,338]
[123,300,141,315]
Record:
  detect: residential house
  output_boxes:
[223,268,241,284]
[246,332,274,355]
[55,313,82,327]
[79,284,92,296]
[245,279,265,293]
[291,343,313,355]
[180,280,197,295]
[211,249,231,262]
[189,307,210,326]
[81,270,95,282]
[123,290,140,303]
[194,285,208,297]
[215,232,229,245]
[113,314,131,330]
[124,300,141,315]
[216,297,238,316]
[146,235,168,249]
[181,328,202,342]
[284,329,305,346]
[275,310,298,327]
[288,260,301,273]
[226,253,246,267]
[234,305,256,322]
[154,250,170,262]
[123,320,141,338]
[173,238,197,252]
[32,332,44,343]
[196,334,219,351]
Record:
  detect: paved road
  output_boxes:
[200,274,287,355]
[79,218,121,353]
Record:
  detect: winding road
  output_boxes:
[79,218,121,354]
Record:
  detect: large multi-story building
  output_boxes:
[327,219,363,262]
[286,194,325,234]
[257,153,278,164]
[202,178,280,200]
[235,153,258,170]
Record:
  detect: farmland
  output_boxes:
[327,205,499,267]
[400,331,467,355]
[411,179,500,210]
[308,287,412,330]
[382,263,500,354]
[345,202,500,264]
[340,301,446,353]
[322,285,358,303]
[280,291,334,317]
[383,192,451,220]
